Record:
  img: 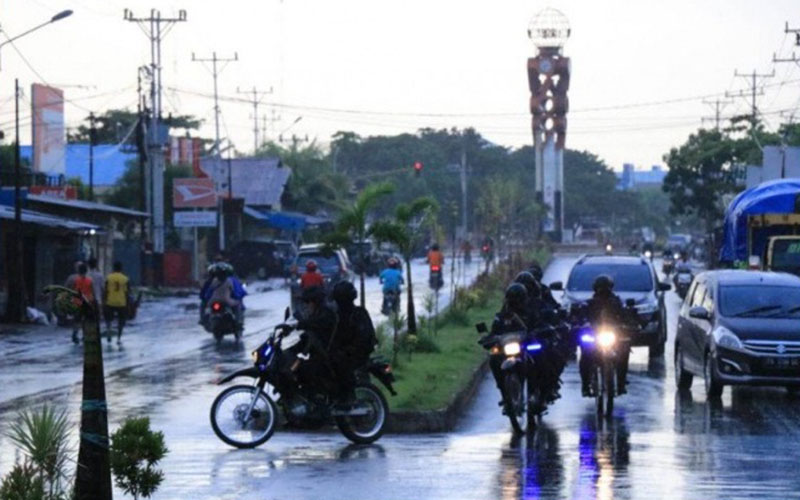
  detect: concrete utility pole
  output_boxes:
[88,112,95,201]
[237,86,272,153]
[124,8,187,280]
[701,98,733,130]
[192,51,238,251]
[726,69,774,129]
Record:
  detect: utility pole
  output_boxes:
[192,51,238,251]
[726,69,774,129]
[701,98,733,130]
[6,78,26,322]
[124,8,187,284]
[88,112,95,201]
[237,86,272,153]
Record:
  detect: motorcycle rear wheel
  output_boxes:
[336,383,389,444]
[210,385,277,449]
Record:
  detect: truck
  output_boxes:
[719,179,800,276]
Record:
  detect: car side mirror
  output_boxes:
[689,306,710,320]
[549,281,563,291]
[659,282,672,292]
[475,322,488,334]
[284,307,291,321]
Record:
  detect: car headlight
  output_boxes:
[713,326,742,350]
[503,341,521,356]
[597,329,616,348]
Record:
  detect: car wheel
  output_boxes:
[675,344,693,391]
[704,354,723,399]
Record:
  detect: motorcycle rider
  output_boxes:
[528,261,559,310]
[204,262,246,331]
[481,283,529,407]
[290,286,338,391]
[379,257,403,314]
[330,281,377,405]
[579,275,631,396]
[300,260,325,289]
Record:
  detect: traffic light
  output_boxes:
[413,161,423,177]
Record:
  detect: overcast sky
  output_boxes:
[3,0,800,170]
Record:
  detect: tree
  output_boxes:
[563,149,619,228]
[370,197,438,334]
[662,128,738,232]
[325,182,394,307]
[110,417,168,500]
[68,109,201,144]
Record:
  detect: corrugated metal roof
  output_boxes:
[200,156,291,208]
[27,194,149,217]
[0,204,100,231]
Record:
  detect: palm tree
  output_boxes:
[327,182,394,307]
[370,197,438,334]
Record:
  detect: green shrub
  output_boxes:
[0,461,46,500]
[408,334,441,353]
[110,417,168,500]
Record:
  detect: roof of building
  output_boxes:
[200,156,290,208]
[0,204,100,231]
[26,194,149,218]
[20,144,136,186]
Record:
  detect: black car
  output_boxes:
[674,270,800,399]
[551,254,670,356]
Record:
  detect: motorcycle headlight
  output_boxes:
[673,253,680,260]
[503,341,521,356]
[597,330,616,348]
[713,326,742,350]
[644,251,652,259]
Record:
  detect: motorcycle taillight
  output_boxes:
[212,302,222,312]
[431,265,441,272]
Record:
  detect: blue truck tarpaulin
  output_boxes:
[243,207,331,232]
[720,178,800,263]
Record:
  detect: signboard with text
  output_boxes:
[29,185,77,200]
[174,211,217,227]
[173,178,217,208]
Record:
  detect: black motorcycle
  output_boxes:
[210,312,396,448]
[477,323,560,435]
[429,265,444,290]
[673,267,693,299]
[381,289,400,316]
[203,301,242,342]
[661,252,678,275]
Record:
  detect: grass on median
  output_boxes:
[376,291,502,412]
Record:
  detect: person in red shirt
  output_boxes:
[67,262,95,344]
[300,260,325,289]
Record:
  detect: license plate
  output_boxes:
[763,357,800,369]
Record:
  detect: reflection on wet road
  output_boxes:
[3,255,800,499]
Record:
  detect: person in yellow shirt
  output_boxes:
[104,261,130,344]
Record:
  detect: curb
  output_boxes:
[385,357,489,433]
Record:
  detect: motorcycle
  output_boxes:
[661,253,677,275]
[381,289,400,316]
[203,301,242,342]
[476,323,559,435]
[673,268,693,299]
[210,311,396,448]
[429,265,444,290]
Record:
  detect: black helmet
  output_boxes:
[528,261,543,282]
[431,243,440,251]
[514,271,541,299]
[332,280,357,304]
[504,283,528,312]
[301,286,327,304]
[593,275,614,294]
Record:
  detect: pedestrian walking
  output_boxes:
[104,261,129,344]
[69,263,95,343]
[87,257,104,310]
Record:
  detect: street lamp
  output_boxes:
[0,10,73,50]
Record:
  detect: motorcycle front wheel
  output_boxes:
[503,372,528,435]
[336,383,389,444]
[210,384,277,448]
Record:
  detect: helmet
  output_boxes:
[504,283,528,312]
[514,271,541,299]
[388,257,400,269]
[305,260,318,272]
[301,286,326,304]
[593,274,615,294]
[431,243,440,251]
[332,280,357,304]
[527,261,543,282]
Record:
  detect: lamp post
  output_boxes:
[1,9,74,323]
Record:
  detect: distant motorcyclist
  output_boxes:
[300,260,325,289]
[579,275,631,396]
[330,281,377,405]
[204,262,246,331]
[481,284,529,406]
[461,240,473,264]
[427,243,444,289]
[379,257,403,315]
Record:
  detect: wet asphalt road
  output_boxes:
[3,255,800,499]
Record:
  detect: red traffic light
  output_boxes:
[413,161,423,176]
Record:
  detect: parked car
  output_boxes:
[674,270,800,398]
[229,240,283,279]
[551,254,670,357]
[273,240,298,277]
[290,244,353,316]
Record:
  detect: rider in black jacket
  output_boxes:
[482,284,529,406]
[330,281,377,403]
[293,286,338,390]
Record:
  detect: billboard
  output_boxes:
[173,177,217,208]
[31,84,65,175]
[29,185,77,200]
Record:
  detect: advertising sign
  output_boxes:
[29,185,77,200]
[31,84,65,175]
[173,211,217,227]
[173,178,217,208]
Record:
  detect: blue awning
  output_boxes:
[244,207,331,231]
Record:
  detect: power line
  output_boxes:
[701,98,734,130]
[236,86,272,153]
[727,69,775,128]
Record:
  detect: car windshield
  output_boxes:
[567,263,654,292]
[771,239,800,274]
[297,253,340,274]
[720,285,800,318]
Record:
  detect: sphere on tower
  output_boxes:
[527,7,571,50]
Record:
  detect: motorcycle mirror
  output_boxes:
[284,307,291,321]
[475,322,488,334]
[549,281,563,291]
[625,298,636,308]
[659,282,672,292]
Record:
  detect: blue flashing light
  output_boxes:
[580,334,596,344]
[526,342,543,352]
